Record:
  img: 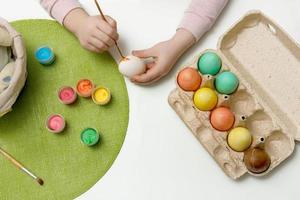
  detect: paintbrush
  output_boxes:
[94,0,125,59]
[0,147,44,186]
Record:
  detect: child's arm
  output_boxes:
[178,0,228,41]
[40,0,81,25]
[40,0,118,53]
[131,0,228,85]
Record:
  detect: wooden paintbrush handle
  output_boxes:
[0,147,23,169]
[94,0,125,59]
[94,0,106,20]
[0,147,44,185]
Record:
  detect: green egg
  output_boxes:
[197,52,222,75]
[215,71,239,94]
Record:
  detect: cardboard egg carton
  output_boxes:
[168,10,300,179]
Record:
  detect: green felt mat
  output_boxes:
[0,20,129,199]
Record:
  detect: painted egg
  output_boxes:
[244,148,271,174]
[215,71,239,94]
[177,67,202,91]
[227,127,252,152]
[118,55,146,77]
[210,107,235,131]
[197,52,222,75]
[193,87,218,111]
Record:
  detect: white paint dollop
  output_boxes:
[118,55,146,78]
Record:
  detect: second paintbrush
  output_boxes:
[0,147,44,186]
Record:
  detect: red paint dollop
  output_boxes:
[59,86,77,104]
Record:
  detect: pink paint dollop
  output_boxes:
[47,114,65,133]
[58,86,77,104]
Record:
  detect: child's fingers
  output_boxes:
[92,29,115,47]
[96,19,118,40]
[86,43,103,53]
[141,75,164,85]
[132,48,155,58]
[104,15,117,28]
[146,62,155,69]
[88,37,108,51]
[130,67,161,85]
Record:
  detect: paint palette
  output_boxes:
[168,11,300,179]
[57,79,111,106]
[47,79,111,144]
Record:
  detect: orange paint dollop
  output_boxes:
[76,79,94,97]
[177,67,202,91]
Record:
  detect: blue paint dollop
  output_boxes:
[35,46,55,65]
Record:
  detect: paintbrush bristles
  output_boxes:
[37,178,44,186]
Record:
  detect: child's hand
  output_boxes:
[131,29,195,85]
[131,41,179,85]
[64,8,118,53]
[75,15,118,53]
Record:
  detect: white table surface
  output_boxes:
[1,0,300,199]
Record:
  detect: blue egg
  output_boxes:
[35,46,55,65]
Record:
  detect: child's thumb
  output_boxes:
[132,48,153,58]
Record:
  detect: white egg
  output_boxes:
[118,55,146,77]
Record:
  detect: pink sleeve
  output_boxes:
[178,0,228,41]
[40,0,81,24]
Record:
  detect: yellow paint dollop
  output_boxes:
[92,87,111,105]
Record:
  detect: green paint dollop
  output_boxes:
[81,128,100,146]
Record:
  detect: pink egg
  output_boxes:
[210,107,235,131]
[46,114,65,133]
[177,67,202,91]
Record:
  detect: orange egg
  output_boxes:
[177,67,202,91]
[210,107,235,131]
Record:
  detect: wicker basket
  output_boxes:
[0,18,27,117]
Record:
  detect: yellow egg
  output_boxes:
[227,127,252,152]
[193,87,218,111]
